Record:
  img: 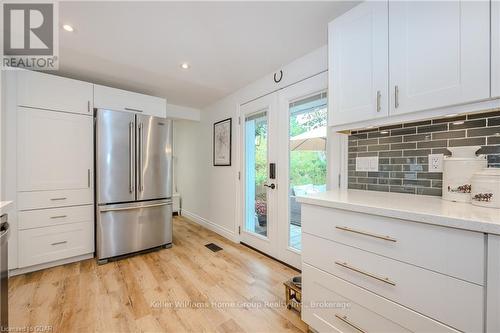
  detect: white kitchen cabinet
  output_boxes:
[493,0,500,98]
[94,84,166,117]
[303,264,459,333]
[487,235,500,333]
[17,107,93,193]
[329,1,389,126]
[18,221,93,268]
[303,233,483,333]
[17,70,93,115]
[389,1,490,115]
[300,202,486,333]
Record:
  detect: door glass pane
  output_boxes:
[245,112,268,237]
[289,92,328,250]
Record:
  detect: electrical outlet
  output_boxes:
[428,154,444,172]
[356,156,379,172]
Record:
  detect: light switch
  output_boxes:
[356,156,379,172]
[368,156,379,171]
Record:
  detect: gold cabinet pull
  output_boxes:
[335,314,367,333]
[335,226,397,242]
[335,261,396,286]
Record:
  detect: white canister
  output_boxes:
[471,168,500,208]
[442,146,487,203]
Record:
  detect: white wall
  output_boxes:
[177,46,328,242]
[167,103,201,121]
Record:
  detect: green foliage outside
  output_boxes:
[252,107,327,191]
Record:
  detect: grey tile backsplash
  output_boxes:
[347,109,500,196]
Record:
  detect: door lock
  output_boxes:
[264,183,276,190]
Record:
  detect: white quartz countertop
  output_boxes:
[297,190,500,235]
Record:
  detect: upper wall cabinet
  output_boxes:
[493,1,500,98]
[389,1,490,115]
[17,70,93,115]
[94,84,167,118]
[328,1,389,126]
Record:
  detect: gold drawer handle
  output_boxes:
[51,241,67,246]
[335,261,396,286]
[335,226,397,242]
[50,215,67,219]
[50,197,67,201]
[335,314,367,333]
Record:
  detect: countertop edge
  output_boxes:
[297,195,500,235]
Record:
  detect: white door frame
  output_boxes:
[238,93,280,257]
[276,72,328,268]
[237,72,346,268]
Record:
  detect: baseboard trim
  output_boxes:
[9,253,94,276]
[181,210,239,243]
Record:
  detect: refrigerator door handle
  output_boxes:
[100,202,171,212]
[138,122,144,192]
[129,121,134,193]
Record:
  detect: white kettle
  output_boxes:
[442,146,487,202]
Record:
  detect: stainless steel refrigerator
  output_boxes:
[95,109,172,263]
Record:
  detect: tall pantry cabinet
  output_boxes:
[4,70,94,271]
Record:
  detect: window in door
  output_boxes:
[288,92,328,250]
[245,111,269,237]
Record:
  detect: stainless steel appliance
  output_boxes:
[95,109,172,263]
[0,214,9,330]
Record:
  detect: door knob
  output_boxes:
[264,183,276,190]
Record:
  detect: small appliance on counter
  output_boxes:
[442,146,487,202]
[471,168,500,208]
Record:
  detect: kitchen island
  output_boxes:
[297,189,500,333]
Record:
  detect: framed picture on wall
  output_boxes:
[213,118,232,166]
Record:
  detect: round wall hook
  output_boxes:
[273,70,283,83]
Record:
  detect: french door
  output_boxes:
[240,93,279,257]
[240,72,328,268]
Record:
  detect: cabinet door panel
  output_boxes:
[493,0,500,98]
[329,1,389,126]
[17,108,93,192]
[389,1,490,115]
[94,84,166,118]
[17,70,93,115]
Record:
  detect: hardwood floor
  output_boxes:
[9,216,307,333]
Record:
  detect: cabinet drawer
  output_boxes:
[19,222,94,268]
[302,204,484,284]
[17,70,93,115]
[302,263,459,333]
[18,205,93,230]
[302,234,483,333]
[18,189,93,211]
[94,84,166,117]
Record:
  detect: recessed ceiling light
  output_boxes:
[180,63,190,70]
[63,24,74,32]
[453,121,465,125]
[380,130,389,134]
[445,113,458,118]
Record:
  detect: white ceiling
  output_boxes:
[58,1,358,109]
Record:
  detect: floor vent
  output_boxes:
[205,243,223,252]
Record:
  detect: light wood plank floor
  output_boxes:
[9,216,307,333]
